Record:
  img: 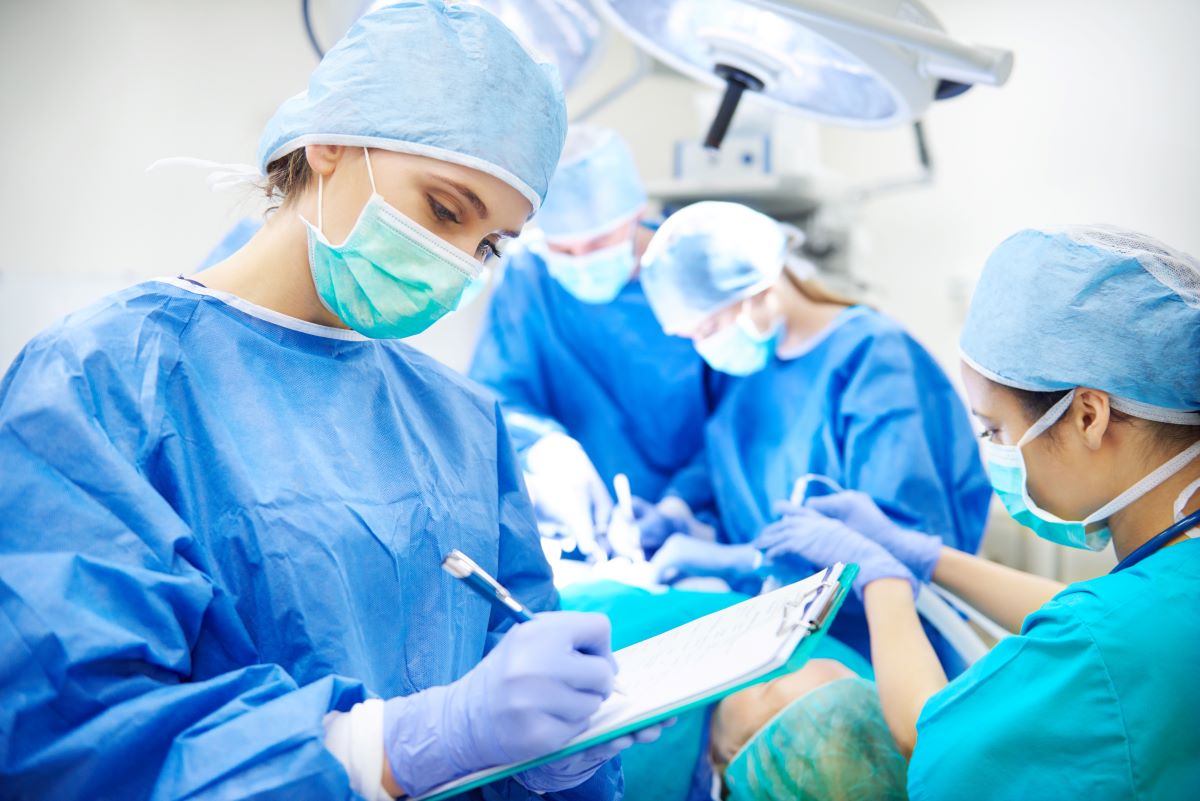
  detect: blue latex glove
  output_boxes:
[630,496,691,554]
[649,534,762,584]
[754,505,916,599]
[517,721,670,793]
[803,492,945,582]
[383,611,616,797]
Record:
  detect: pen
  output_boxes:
[442,549,534,623]
[442,548,629,696]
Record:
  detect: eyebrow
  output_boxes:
[431,176,520,238]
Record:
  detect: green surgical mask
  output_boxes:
[694,313,781,376]
[984,390,1200,551]
[302,148,482,338]
[540,239,636,304]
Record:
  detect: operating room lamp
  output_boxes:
[462,0,604,91]
[304,0,604,92]
[591,0,1013,147]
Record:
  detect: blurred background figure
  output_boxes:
[635,201,991,671]
[470,126,711,558]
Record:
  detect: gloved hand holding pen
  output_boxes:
[383,611,623,797]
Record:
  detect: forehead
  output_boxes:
[960,361,1024,420]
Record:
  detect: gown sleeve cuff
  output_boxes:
[324,698,394,801]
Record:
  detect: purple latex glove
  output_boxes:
[517,721,672,793]
[800,492,944,582]
[649,534,762,584]
[383,612,616,797]
[754,506,917,598]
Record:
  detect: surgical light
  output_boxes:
[592,0,1013,147]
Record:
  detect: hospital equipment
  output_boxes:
[592,0,1012,147]
[304,1,602,92]
[606,474,646,562]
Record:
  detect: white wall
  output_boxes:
[2,0,1196,578]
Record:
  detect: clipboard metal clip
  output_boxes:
[776,579,839,636]
[772,582,830,637]
[806,580,845,634]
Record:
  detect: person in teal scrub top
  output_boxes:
[759,225,1200,799]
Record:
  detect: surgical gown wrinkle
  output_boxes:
[699,309,991,661]
[908,538,1200,800]
[0,281,618,800]
[468,247,709,501]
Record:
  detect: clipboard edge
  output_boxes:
[417,562,858,801]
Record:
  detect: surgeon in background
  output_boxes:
[470,126,711,555]
[637,201,993,666]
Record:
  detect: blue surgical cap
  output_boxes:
[257,0,567,212]
[961,225,1200,424]
[535,126,647,242]
[641,201,786,333]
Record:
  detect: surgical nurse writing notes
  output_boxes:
[0,3,661,799]
[768,226,1200,800]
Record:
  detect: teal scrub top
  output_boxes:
[908,537,1200,800]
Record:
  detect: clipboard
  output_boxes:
[418,562,856,801]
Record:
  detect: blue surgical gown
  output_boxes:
[688,307,992,663]
[909,538,1200,800]
[0,279,619,801]
[468,245,711,501]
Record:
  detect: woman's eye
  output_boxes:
[978,428,998,442]
[428,196,460,224]
[478,239,502,262]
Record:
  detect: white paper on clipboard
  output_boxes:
[418,564,846,800]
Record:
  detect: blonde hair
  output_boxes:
[784,269,864,308]
[779,221,864,308]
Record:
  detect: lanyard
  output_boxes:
[1111,509,1200,573]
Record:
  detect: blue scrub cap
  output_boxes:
[641,201,786,333]
[961,225,1200,424]
[535,126,648,242]
[257,0,567,213]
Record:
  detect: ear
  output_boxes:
[304,144,346,178]
[1074,388,1113,451]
